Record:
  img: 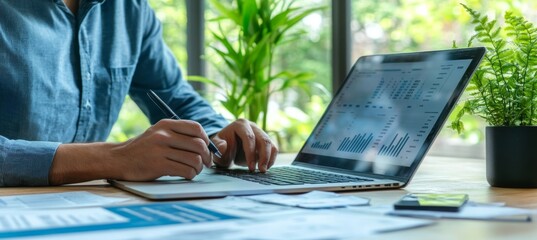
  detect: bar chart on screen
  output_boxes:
[302,58,472,166]
[378,133,410,157]
[310,141,333,150]
[336,133,373,153]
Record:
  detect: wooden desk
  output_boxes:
[2,155,537,239]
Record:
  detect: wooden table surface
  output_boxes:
[2,154,537,239]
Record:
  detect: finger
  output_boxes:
[211,138,232,168]
[164,150,204,175]
[267,145,278,169]
[157,119,210,145]
[164,133,211,168]
[252,127,272,172]
[159,158,200,180]
[235,119,256,171]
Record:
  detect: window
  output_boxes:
[351,0,537,158]
[110,0,537,159]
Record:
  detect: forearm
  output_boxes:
[49,120,214,185]
[49,142,122,185]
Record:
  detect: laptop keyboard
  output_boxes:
[215,166,373,185]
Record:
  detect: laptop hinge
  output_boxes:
[291,162,404,182]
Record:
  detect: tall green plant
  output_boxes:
[451,4,537,133]
[190,0,325,131]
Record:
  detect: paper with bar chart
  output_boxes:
[303,58,472,166]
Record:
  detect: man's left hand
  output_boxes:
[211,119,278,172]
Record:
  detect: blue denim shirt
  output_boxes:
[0,0,227,186]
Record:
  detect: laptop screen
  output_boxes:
[294,48,485,182]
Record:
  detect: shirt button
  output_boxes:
[84,100,91,109]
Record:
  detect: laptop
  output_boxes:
[110,47,486,200]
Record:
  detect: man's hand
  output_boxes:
[210,119,279,172]
[49,119,212,184]
[111,119,212,180]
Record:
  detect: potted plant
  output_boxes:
[189,0,325,132]
[452,4,537,187]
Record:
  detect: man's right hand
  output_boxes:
[49,119,212,185]
[111,119,213,181]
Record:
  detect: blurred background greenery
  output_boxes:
[108,0,537,158]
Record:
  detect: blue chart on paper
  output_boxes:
[0,202,240,238]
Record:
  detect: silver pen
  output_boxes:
[147,90,223,158]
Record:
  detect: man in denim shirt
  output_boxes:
[0,0,278,186]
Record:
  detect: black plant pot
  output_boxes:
[486,126,537,188]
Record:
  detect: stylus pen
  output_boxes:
[147,90,223,158]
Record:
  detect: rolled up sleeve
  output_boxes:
[0,136,60,186]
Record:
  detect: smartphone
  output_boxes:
[393,193,469,212]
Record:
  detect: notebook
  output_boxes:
[109,47,486,200]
